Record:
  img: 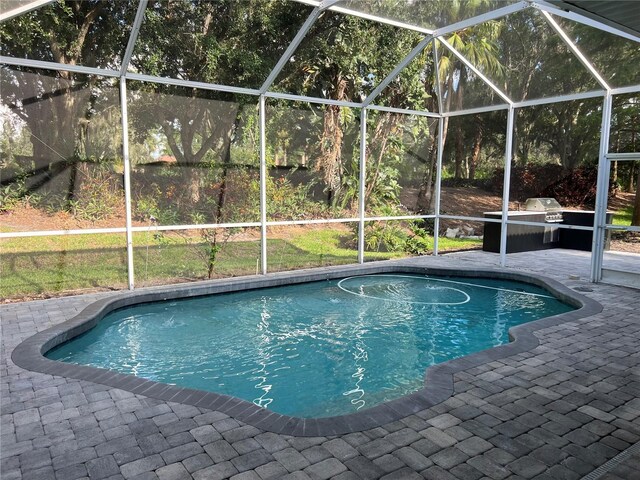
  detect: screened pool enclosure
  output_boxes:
[1,0,639,298]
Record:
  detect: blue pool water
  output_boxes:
[47,274,574,418]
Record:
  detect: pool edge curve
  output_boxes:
[11,262,603,437]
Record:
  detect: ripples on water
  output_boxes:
[47,275,573,417]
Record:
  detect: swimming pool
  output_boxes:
[46,273,574,418]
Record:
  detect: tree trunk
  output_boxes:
[468,121,483,181]
[632,166,640,226]
[317,78,347,207]
[454,124,464,179]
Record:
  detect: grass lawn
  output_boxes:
[612,205,633,226]
[1,227,481,299]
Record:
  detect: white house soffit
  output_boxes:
[0,0,54,22]
[541,10,611,90]
[436,36,513,105]
[532,1,640,44]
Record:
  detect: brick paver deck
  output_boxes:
[2,250,639,480]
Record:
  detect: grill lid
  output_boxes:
[524,198,562,211]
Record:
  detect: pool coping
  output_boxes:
[11,262,603,437]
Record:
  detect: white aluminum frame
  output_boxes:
[0,0,55,22]
[499,106,516,267]
[119,77,135,290]
[1,0,639,293]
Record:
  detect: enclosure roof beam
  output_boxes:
[436,36,514,106]
[367,104,440,118]
[126,72,261,96]
[318,0,342,11]
[541,10,611,91]
[260,7,322,93]
[431,1,529,38]
[292,0,434,34]
[361,35,434,107]
[0,0,54,22]
[610,84,640,96]
[433,38,444,115]
[264,90,363,108]
[0,55,120,77]
[441,104,510,118]
[513,89,606,108]
[531,1,640,43]
[120,0,148,77]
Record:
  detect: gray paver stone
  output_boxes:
[19,448,51,471]
[54,463,87,480]
[450,463,484,480]
[52,446,97,470]
[231,449,275,473]
[230,471,261,480]
[467,455,511,480]
[322,438,358,461]
[254,460,288,480]
[392,446,432,471]
[372,454,405,474]
[359,439,396,459]
[344,456,386,479]
[160,442,204,464]
[120,454,165,479]
[301,446,332,464]
[155,462,191,480]
[182,453,213,473]
[114,446,145,466]
[254,432,289,453]
[456,436,493,456]
[431,447,469,470]
[273,448,311,472]
[422,465,458,480]
[379,467,422,480]
[384,428,422,447]
[189,425,222,445]
[421,428,457,448]
[86,455,120,480]
[507,456,547,478]
[192,461,238,480]
[138,433,171,456]
[233,438,261,455]
[304,458,346,480]
[204,439,239,462]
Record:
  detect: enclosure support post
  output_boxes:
[433,117,445,255]
[499,106,516,267]
[357,108,368,263]
[590,93,613,282]
[119,76,135,290]
[259,96,268,275]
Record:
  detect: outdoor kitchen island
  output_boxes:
[482,198,611,253]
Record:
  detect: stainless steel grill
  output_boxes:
[524,198,564,223]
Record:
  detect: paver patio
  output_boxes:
[2,249,639,480]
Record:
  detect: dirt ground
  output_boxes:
[2,187,637,251]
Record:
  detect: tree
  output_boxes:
[0,1,135,209]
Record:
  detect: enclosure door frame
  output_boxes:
[594,152,640,288]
